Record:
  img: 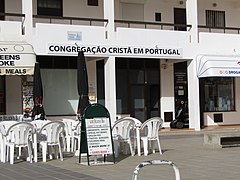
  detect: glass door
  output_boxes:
[130,84,145,122]
[0,76,5,114]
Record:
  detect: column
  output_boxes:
[186,0,198,43]
[187,60,201,131]
[104,57,117,124]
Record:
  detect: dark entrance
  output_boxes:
[0,0,5,20]
[174,62,188,119]
[0,76,5,115]
[174,8,186,31]
[116,58,160,122]
[96,58,160,123]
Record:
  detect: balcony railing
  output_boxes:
[115,19,192,31]
[33,15,108,27]
[0,13,25,34]
[0,12,25,21]
[198,25,240,34]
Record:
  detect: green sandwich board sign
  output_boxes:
[79,103,115,165]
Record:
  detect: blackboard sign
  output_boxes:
[79,103,115,165]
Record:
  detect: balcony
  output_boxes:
[0,13,25,40]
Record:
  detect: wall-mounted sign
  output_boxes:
[48,43,183,59]
[67,31,82,41]
[197,55,240,78]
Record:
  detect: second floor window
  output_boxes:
[88,0,98,6]
[37,0,63,16]
[206,10,225,27]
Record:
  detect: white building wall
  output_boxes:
[3,0,240,130]
[160,60,175,127]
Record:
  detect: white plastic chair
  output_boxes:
[0,121,18,163]
[61,119,79,152]
[140,117,163,156]
[4,122,35,164]
[31,119,51,133]
[112,118,135,157]
[39,121,65,162]
[118,117,142,156]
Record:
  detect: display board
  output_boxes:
[79,103,115,165]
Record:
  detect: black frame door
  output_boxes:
[0,76,5,115]
[0,0,5,20]
[174,8,186,31]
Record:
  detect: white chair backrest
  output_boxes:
[119,117,142,127]
[39,121,65,144]
[62,119,79,136]
[0,121,18,136]
[5,122,34,146]
[140,117,163,139]
[31,120,51,132]
[112,119,135,140]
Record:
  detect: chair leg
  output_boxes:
[128,140,135,156]
[28,144,33,163]
[17,147,21,159]
[142,138,148,156]
[41,142,47,162]
[157,138,162,155]
[58,144,63,161]
[9,144,14,164]
[61,135,66,152]
[71,137,75,152]
[1,141,6,163]
[66,137,71,152]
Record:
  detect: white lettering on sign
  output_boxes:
[48,44,183,58]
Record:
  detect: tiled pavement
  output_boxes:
[1,128,240,179]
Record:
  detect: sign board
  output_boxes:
[86,117,113,155]
[0,43,36,75]
[0,114,23,121]
[79,103,115,165]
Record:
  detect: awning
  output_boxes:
[197,55,240,78]
[0,42,36,75]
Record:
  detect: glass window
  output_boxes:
[155,13,161,22]
[202,77,235,112]
[88,0,98,6]
[206,10,225,27]
[37,56,77,69]
[37,0,62,16]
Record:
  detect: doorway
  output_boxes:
[116,58,160,123]
[130,84,159,122]
[174,8,186,31]
[0,0,4,20]
[0,76,5,115]
[174,62,188,118]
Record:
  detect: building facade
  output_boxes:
[1,0,240,131]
